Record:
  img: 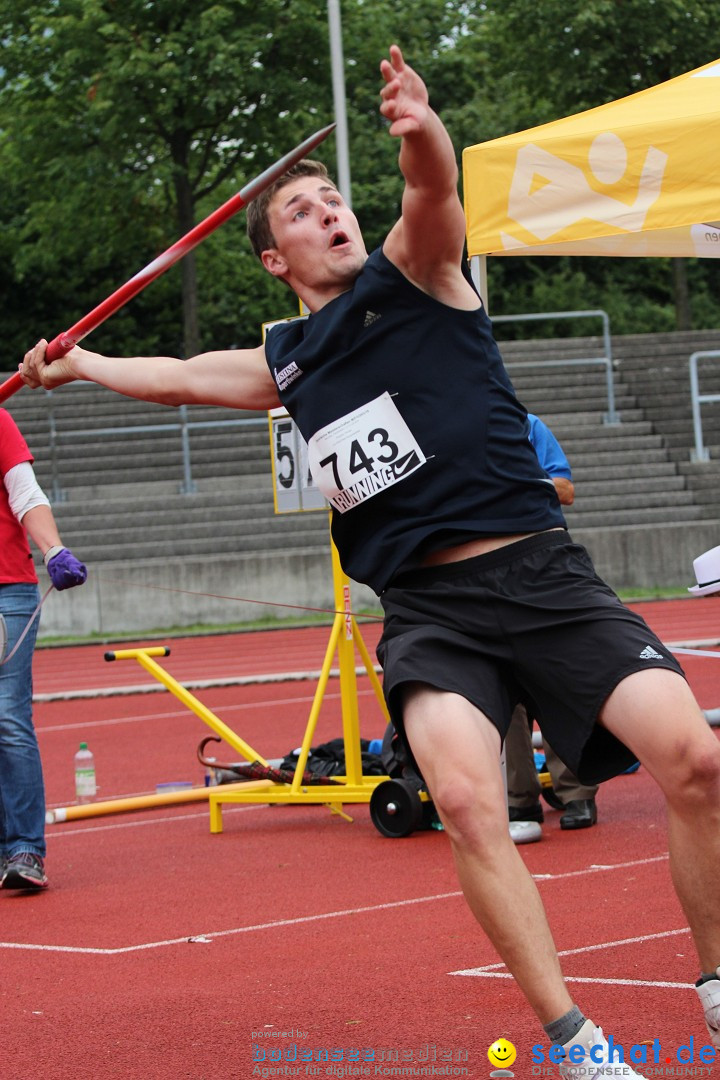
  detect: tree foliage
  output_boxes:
[0,0,718,368]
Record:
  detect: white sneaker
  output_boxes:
[696,972,720,1049]
[559,1020,645,1080]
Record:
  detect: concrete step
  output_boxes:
[517,387,634,409]
[572,476,686,496]
[567,488,696,512]
[564,447,672,468]
[63,509,326,541]
[54,505,296,536]
[48,529,329,564]
[37,457,274,495]
[572,461,677,482]
[564,504,705,527]
[530,412,648,433]
[562,432,667,454]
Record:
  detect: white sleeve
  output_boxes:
[3,461,51,521]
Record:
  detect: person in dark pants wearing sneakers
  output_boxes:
[506,700,599,829]
[505,415,598,831]
[0,409,86,891]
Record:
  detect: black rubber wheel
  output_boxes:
[370,779,424,838]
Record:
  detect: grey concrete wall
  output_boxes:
[37,546,380,639]
[36,523,717,640]
[576,521,720,593]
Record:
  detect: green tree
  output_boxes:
[2,0,717,363]
[0,0,334,361]
[0,0,491,360]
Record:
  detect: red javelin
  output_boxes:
[1,122,336,403]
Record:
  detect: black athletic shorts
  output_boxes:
[376,530,686,785]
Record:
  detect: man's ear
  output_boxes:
[261,249,288,278]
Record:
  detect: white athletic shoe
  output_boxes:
[696,972,720,1049]
[559,1020,645,1080]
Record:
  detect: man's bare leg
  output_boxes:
[600,668,720,972]
[402,682,573,1024]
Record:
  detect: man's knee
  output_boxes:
[430,772,508,844]
[665,737,720,805]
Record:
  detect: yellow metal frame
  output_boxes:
[207,538,391,832]
[47,535,392,830]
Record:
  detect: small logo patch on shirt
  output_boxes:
[275,361,303,391]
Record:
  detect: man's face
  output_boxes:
[262,176,367,298]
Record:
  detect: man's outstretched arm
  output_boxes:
[20,340,282,412]
[380,45,475,305]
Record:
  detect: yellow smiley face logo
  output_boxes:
[488,1038,517,1069]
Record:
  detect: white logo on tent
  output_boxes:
[502,135,668,247]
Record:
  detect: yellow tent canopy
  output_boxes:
[463,58,720,259]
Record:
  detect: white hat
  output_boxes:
[689,544,720,596]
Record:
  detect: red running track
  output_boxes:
[1,598,719,1079]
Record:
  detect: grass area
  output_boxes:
[619,585,691,602]
[34,587,691,649]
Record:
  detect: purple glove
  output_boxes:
[46,548,87,591]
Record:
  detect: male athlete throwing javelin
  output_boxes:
[21,46,720,1075]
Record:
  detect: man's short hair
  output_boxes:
[246,159,332,258]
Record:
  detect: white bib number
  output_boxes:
[307,393,426,514]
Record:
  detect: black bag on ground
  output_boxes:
[280,737,386,778]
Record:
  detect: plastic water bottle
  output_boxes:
[74,742,97,803]
[204,756,218,787]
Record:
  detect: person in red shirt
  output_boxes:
[0,408,86,891]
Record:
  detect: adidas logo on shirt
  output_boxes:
[639,644,665,660]
[363,310,381,328]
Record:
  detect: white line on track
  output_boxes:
[0,890,464,955]
[35,687,378,735]
[34,665,382,703]
[452,926,692,986]
[451,972,691,989]
[0,854,678,965]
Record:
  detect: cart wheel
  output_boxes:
[370,779,424,838]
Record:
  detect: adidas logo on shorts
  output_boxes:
[639,644,665,660]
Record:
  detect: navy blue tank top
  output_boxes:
[265,247,565,593]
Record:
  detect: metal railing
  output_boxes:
[39,308,618,500]
[492,309,620,425]
[689,350,720,463]
[43,386,267,501]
